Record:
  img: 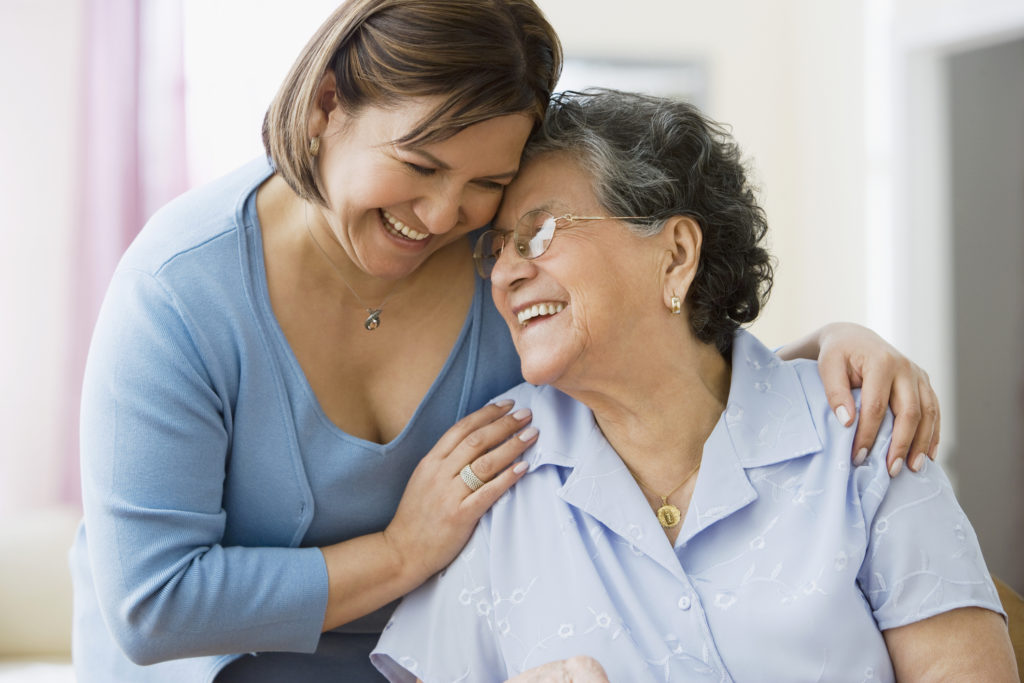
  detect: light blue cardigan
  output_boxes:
[70,158,523,681]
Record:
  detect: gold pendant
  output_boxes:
[364,309,382,331]
[656,503,681,528]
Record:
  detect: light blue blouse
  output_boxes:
[371,330,1003,682]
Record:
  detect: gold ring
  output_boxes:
[460,463,485,492]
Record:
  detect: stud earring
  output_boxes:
[670,294,682,315]
[309,136,321,157]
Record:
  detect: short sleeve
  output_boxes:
[371,519,506,682]
[855,453,1005,630]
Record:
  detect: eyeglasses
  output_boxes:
[473,210,653,278]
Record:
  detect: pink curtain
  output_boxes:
[63,0,188,506]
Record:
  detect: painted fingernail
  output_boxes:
[853,448,868,467]
[518,426,539,442]
[513,461,528,474]
[909,452,926,472]
[836,405,851,426]
[494,399,514,408]
[889,458,903,477]
[512,408,532,420]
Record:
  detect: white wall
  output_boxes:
[0,0,82,513]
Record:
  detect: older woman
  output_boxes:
[371,90,1016,682]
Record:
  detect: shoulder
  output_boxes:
[790,355,894,432]
[93,160,276,375]
[790,356,895,472]
[119,157,273,276]
[106,158,274,320]
[475,384,594,534]
[488,383,598,467]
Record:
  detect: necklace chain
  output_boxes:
[624,457,702,528]
[304,205,401,331]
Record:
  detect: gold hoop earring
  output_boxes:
[309,136,321,157]
[670,294,682,315]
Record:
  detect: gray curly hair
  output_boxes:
[523,88,774,355]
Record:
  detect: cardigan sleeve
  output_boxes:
[79,267,328,665]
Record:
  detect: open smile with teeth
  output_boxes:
[382,209,430,241]
[517,302,566,326]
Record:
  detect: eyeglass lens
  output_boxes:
[473,211,562,278]
[517,210,559,259]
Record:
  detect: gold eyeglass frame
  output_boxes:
[473,210,653,278]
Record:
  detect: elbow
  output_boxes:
[109,613,180,666]
[105,594,197,666]
[117,637,166,667]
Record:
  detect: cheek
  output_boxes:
[567,290,598,343]
[463,191,503,229]
[566,273,633,345]
[490,289,515,328]
[323,165,395,212]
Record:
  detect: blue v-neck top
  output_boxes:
[71,157,524,682]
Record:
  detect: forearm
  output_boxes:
[85,530,329,664]
[320,530,426,632]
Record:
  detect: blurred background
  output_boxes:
[1,0,1022,626]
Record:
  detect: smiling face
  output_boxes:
[313,96,534,280]
[490,152,674,389]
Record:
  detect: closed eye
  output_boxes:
[474,179,507,192]
[405,162,436,176]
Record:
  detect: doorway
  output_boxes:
[946,38,1024,591]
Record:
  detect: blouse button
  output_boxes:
[677,595,692,610]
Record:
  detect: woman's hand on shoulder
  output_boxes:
[383,399,538,585]
[777,322,940,477]
[504,656,611,683]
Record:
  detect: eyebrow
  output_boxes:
[404,147,520,181]
[493,202,564,231]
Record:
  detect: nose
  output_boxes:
[489,238,533,291]
[415,185,463,235]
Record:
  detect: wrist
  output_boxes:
[319,530,423,631]
[777,327,825,361]
[379,526,431,594]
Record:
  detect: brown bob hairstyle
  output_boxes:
[262,0,563,205]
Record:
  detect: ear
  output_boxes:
[660,215,703,311]
[307,70,340,140]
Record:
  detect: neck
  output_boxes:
[258,173,474,328]
[303,206,403,309]
[562,334,730,481]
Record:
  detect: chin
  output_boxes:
[513,332,583,387]
[518,356,566,388]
